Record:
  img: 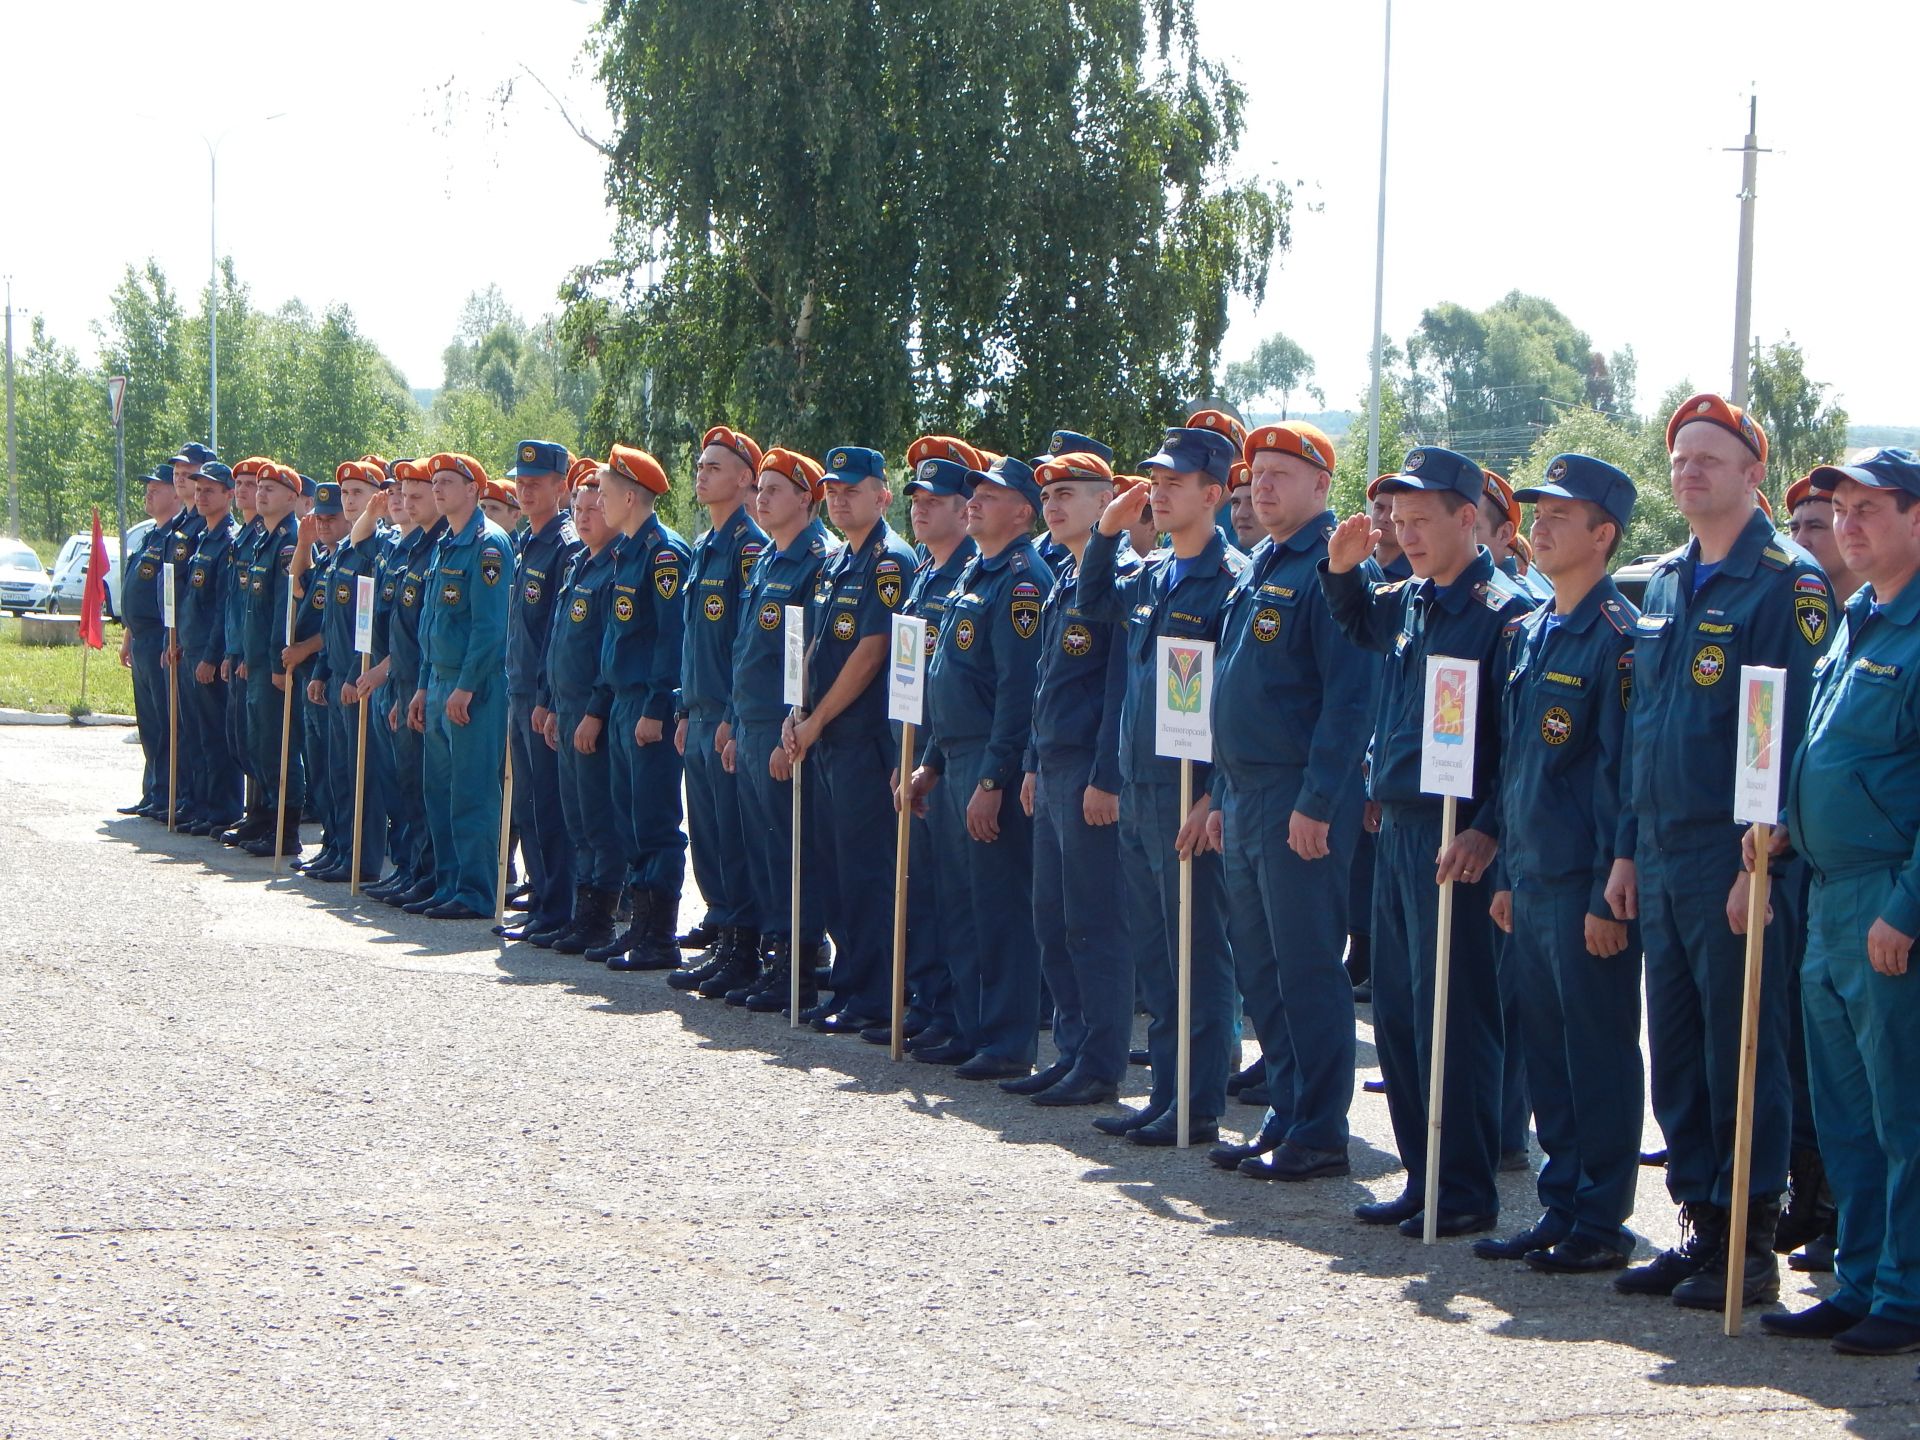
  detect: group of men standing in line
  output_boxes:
[115,395,1920,1359]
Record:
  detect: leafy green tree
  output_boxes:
[1328,338,1412,520]
[94,262,193,475]
[11,317,112,541]
[1510,396,1684,565]
[1747,335,1848,509]
[1224,332,1320,418]
[564,0,1288,472]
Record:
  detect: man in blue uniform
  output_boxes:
[1077,426,1248,1146]
[497,440,581,942]
[1613,395,1832,1309]
[724,448,834,1011]
[1472,454,1644,1271]
[159,444,214,828]
[1322,444,1535,1236]
[351,467,414,897]
[238,461,306,860]
[283,485,343,871]
[179,461,242,835]
[1764,447,1920,1354]
[1203,421,1375,1180]
[784,446,917,1034]
[668,426,769,993]
[116,466,186,821]
[906,456,1053,1078]
[219,460,270,845]
[369,462,443,906]
[584,445,693,968]
[404,453,514,920]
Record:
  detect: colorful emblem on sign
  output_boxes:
[1166,645,1204,714]
[1430,664,1467,743]
[1692,644,1726,686]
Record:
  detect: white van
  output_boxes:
[50,522,151,621]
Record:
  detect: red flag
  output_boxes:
[80,507,108,650]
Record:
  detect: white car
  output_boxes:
[0,538,53,616]
[51,522,151,621]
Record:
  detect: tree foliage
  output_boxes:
[1223,331,1319,418]
[1747,335,1848,508]
[562,0,1289,474]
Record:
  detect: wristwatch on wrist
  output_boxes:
[978,777,999,792]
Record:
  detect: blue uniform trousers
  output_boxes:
[1374,807,1503,1217]
[734,719,827,946]
[1121,778,1234,1118]
[608,691,687,898]
[556,706,623,890]
[1511,882,1642,1250]
[1221,773,1359,1152]
[1496,930,1532,1154]
[226,665,254,805]
[684,713,751,927]
[129,626,169,808]
[386,694,429,884]
[421,674,506,912]
[1032,753,1130,1086]
[188,671,242,823]
[904,809,957,1033]
[246,675,305,814]
[327,676,389,878]
[1804,868,1920,1325]
[813,731,896,1018]
[301,683,333,845]
[1777,860,1820,1152]
[509,696,573,927]
[1639,834,1791,1203]
[930,740,1039,1064]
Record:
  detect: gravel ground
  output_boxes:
[1,725,1912,1438]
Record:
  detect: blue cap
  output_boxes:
[507,440,570,478]
[965,455,1043,511]
[1808,447,1920,499]
[198,461,235,489]
[1046,429,1115,467]
[1377,446,1484,504]
[1141,426,1235,484]
[821,446,888,484]
[145,464,175,486]
[312,482,343,515]
[906,458,971,497]
[299,473,317,498]
[182,442,219,466]
[1514,453,1636,532]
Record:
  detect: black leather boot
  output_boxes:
[669,925,736,991]
[699,928,761,997]
[1672,1195,1781,1310]
[556,886,617,957]
[1615,1202,1727,1297]
[586,885,644,964]
[609,890,680,971]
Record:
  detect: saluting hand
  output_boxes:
[1326,513,1382,574]
[1096,480,1149,538]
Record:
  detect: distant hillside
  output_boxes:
[411,388,438,412]
[1848,425,1920,450]
[1245,409,1357,439]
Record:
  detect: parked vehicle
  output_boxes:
[50,522,150,620]
[0,539,54,616]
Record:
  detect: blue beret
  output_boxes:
[1809,447,1920,500]
[1377,446,1484,504]
[1047,429,1115,467]
[906,458,971,498]
[966,455,1043,511]
[1515,453,1636,531]
[507,439,571,478]
[299,474,317,498]
[311,482,343,515]
[198,461,235,489]
[1141,427,1235,484]
[822,446,888,484]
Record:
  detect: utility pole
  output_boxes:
[5,276,16,540]
[1727,94,1767,408]
[209,143,218,455]
[1365,0,1393,486]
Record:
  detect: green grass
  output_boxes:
[0,616,136,716]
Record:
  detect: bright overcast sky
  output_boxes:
[6,1,1913,424]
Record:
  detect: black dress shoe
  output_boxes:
[814,1011,886,1036]
[798,998,837,1026]
[1362,1078,1387,1094]
[1524,1235,1633,1274]
[1398,1210,1497,1239]
[1832,1316,1920,1356]
[1093,1104,1163,1137]
[906,1026,954,1054]
[1130,1112,1219,1147]
[858,1024,897,1046]
[403,895,448,915]
[117,802,147,816]
[1237,1083,1272,1107]
[1352,982,1373,1003]
[1790,1232,1836,1272]
[1127,1048,1150,1067]
[1355,1190,1422,1225]
[423,900,486,920]
[954,1054,1031,1082]
[1242,1142,1351,1181]
[1031,1075,1119,1107]
[910,1040,973,1066]
[1640,1148,1669,1167]
[1208,1130,1283,1171]
[1758,1299,1866,1339]
[1500,1148,1533,1173]
[1472,1214,1571,1261]
[311,866,351,884]
[1225,1057,1263,1096]
[999,1060,1071,1095]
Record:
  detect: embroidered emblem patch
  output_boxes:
[654,566,679,600]
[740,541,763,586]
[876,558,903,609]
[1692,644,1725,686]
[1796,594,1829,646]
[190,568,206,588]
[924,624,939,657]
[1541,706,1573,745]
[614,594,635,623]
[832,610,856,641]
[402,583,418,609]
[570,596,589,623]
[759,601,782,630]
[480,549,502,587]
[1253,607,1282,643]
[704,593,725,622]
[138,561,155,580]
[954,618,975,651]
[1063,623,1092,657]
[440,582,459,607]
[335,582,351,606]
[1010,583,1040,638]
[524,579,542,606]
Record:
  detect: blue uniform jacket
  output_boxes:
[1076,525,1248,788]
[1025,542,1132,792]
[369,527,406,668]
[122,512,180,631]
[421,509,514,694]
[242,514,299,673]
[679,505,767,718]
[598,512,691,720]
[806,518,915,740]
[225,518,263,665]
[1321,545,1533,831]
[293,544,332,690]
[1496,577,1638,914]
[507,512,581,699]
[1787,581,1920,934]
[1630,507,1831,840]
[730,518,836,729]
[1211,512,1377,821]
[386,521,443,692]
[923,536,1054,787]
[317,529,386,684]
[541,541,620,717]
[182,514,237,668]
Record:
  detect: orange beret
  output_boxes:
[358,454,390,476]
[231,456,271,479]
[1113,473,1150,502]
[1227,461,1251,491]
[334,459,380,489]
[759,447,827,502]
[479,480,510,506]
[1366,473,1397,502]
[1667,392,1768,465]
[501,480,521,508]
[566,456,601,488]
[1756,488,1774,519]
[1187,408,1249,452]
[1482,468,1519,527]
[256,461,299,493]
[1036,450,1115,486]
[906,435,986,472]
[428,452,488,487]
[702,425,762,473]
[1244,421,1335,474]
[392,458,432,483]
[606,444,669,495]
[1785,474,1821,513]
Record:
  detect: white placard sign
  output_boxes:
[354,574,376,655]
[889,613,928,725]
[782,604,807,707]
[161,562,176,629]
[1734,665,1788,826]
[1418,654,1480,799]
[1153,635,1214,761]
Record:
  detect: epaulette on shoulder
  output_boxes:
[1222,549,1251,576]
[1760,545,1793,571]
[1600,597,1632,634]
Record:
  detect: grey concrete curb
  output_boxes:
[0,708,135,727]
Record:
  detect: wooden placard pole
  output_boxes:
[349,654,371,896]
[272,580,296,874]
[1177,756,1195,1149]
[495,739,515,924]
[1724,823,1773,1337]
[166,627,179,832]
[1423,791,1459,1245]
[890,722,914,1061]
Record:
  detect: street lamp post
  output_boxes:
[204,114,285,456]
